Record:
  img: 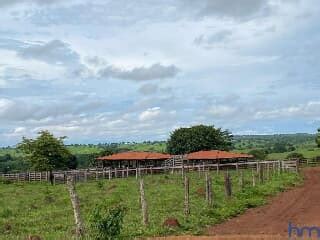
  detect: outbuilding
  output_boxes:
[96,151,171,168]
[185,150,253,165]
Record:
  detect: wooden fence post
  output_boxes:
[224,172,232,198]
[205,173,213,206]
[208,176,213,206]
[66,176,85,239]
[216,163,220,175]
[205,172,209,201]
[252,169,256,187]
[239,170,244,190]
[139,179,148,226]
[266,163,270,181]
[108,169,111,180]
[236,163,239,175]
[181,161,185,178]
[135,168,138,179]
[184,176,190,216]
[259,163,264,183]
[272,162,275,175]
[278,160,281,175]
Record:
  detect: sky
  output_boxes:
[0,0,320,146]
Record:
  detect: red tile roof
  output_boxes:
[186,150,253,160]
[97,151,171,161]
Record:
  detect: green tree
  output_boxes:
[248,149,267,160]
[17,130,76,184]
[272,141,288,153]
[316,128,320,147]
[166,125,233,155]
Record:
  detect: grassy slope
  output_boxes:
[0,170,300,239]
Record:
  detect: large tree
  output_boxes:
[166,125,233,155]
[17,130,76,184]
[316,128,320,148]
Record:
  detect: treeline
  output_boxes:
[0,142,147,173]
[0,133,318,173]
[235,133,316,152]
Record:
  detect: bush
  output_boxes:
[0,177,13,184]
[248,149,267,160]
[89,204,125,240]
[286,152,305,160]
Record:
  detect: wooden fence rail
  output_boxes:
[0,160,298,184]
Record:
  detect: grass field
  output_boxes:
[0,170,300,239]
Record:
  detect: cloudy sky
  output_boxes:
[0,0,319,146]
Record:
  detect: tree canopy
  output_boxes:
[166,125,233,155]
[248,149,267,160]
[316,128,320,148]
[17,130,76,171]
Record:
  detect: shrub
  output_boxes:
[96,181,104,190]
[286,152,305,160]
[248,149,267,160]
[89,204,125,240]
[0,177,13,184]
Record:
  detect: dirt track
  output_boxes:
[154,167,320,240]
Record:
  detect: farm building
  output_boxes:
[184,150,253,165]
[97,150,253,168]
[96,151,171,168]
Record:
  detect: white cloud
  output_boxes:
[254,101,320,120]
[208,105,238,118]
[139,107,161,121]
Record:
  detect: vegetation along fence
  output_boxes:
[0,160,300,184]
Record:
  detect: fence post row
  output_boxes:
[0,160,300,183]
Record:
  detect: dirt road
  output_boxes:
[154,167,320,240]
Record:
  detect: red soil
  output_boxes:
[163,218,180,228]
[153,167,320,240]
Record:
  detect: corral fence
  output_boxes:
[0,160,299,184]
[298,158,320,167]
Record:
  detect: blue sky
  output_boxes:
[0,0,319,146]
